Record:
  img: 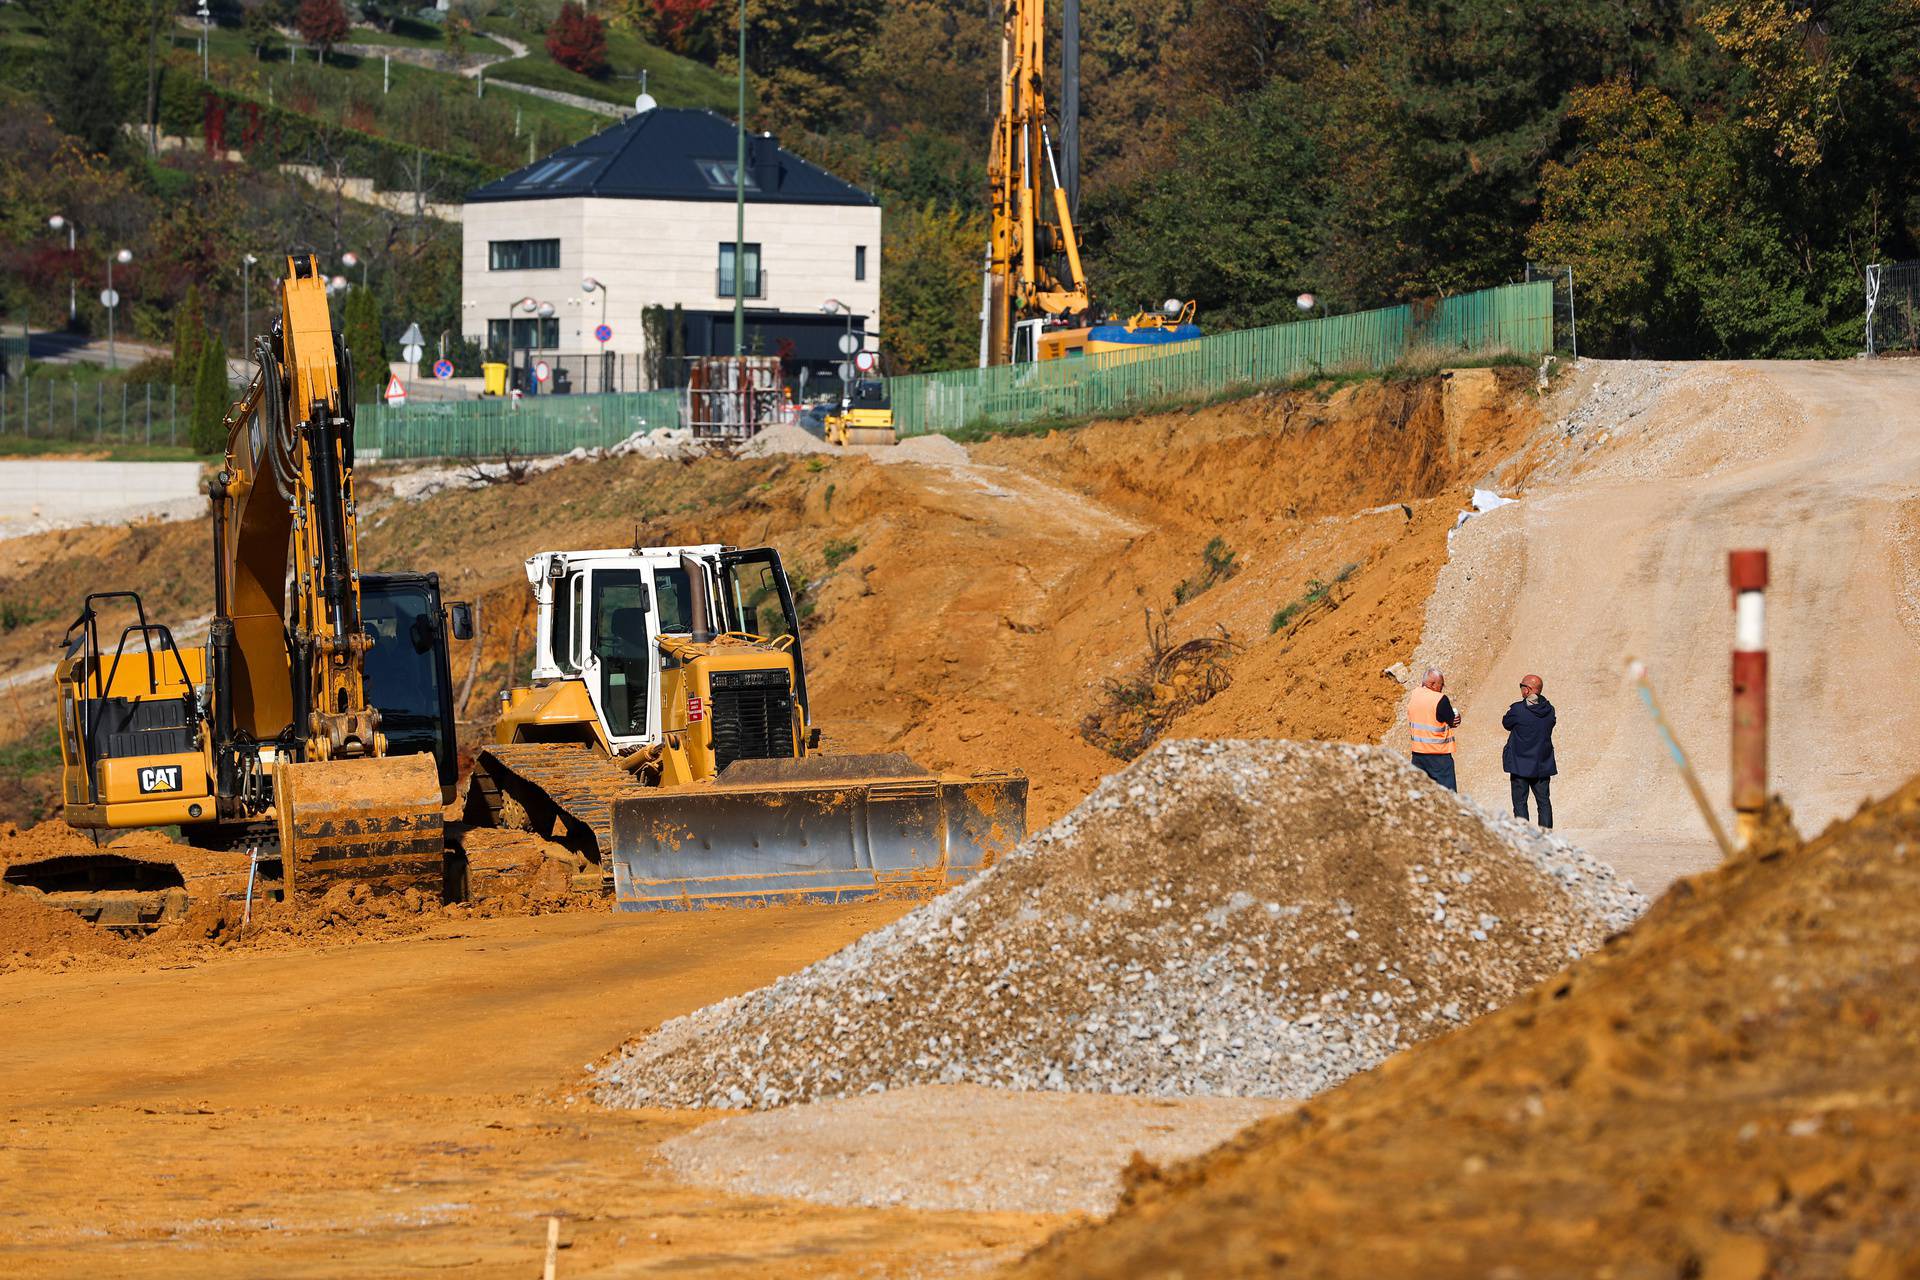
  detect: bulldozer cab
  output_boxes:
[530,545,808,752]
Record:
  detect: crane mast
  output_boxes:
[983,0,1089,367]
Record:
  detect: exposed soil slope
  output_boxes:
[1009,782,1920,1278]
[0,369,1539,833]
[1415,360,1920,892]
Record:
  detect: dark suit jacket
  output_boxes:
[1501,698,1557,777]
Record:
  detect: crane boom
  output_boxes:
[983,0,1090,367]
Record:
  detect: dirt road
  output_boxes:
[1417,360,1920,891]
[0,904,1057,1276]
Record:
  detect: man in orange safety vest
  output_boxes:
[1406,667,1462,791]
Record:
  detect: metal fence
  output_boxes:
[889,280,1554,436]
[357,389,680,460]
[0,376,184,445]
[1866,261,1920,355]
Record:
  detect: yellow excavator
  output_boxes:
[25,255,467,927]
[464,545,1027,907]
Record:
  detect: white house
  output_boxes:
[461,106,881,394]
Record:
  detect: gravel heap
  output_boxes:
[594,740,1644,1111]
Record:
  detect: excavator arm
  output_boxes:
[206,255,443,896]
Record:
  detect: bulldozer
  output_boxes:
[822,377,896,447]
[21,255,469,928]
[464,545,1027,908]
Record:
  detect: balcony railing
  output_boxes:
[716,268,767,300]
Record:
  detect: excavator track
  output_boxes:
[466,742,647,866]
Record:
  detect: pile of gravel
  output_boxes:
[594,740,1644,1110]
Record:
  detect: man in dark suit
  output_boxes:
[1502,673,1556,828]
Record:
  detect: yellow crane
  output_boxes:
[983,0,1090,366]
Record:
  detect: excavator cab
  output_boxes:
[470,544,1027,908]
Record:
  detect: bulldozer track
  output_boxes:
[471,742,647,865]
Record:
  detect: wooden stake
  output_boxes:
[543,1216,560,1280]
[1628,659,1735,861]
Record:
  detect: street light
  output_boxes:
[516,298,553,394]
[105,247,132,370]
[47,214,75,324]
[820,298,857,408]
[342,251,367,288]
[242,253,258,347]
[582,277,610,391]
[197,1,211,81]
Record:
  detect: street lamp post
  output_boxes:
[242,253,258,346]
[47,215,75,325]
[197,1,211,81]
[819,298,856,409]
[342,251,366,288]
[106,248,132,370]
[582,277,609,391]
[733,0,746,363]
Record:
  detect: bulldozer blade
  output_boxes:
[609,764,1027,909]
[275,754,445,900]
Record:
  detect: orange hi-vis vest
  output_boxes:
[1408,686,1455,755]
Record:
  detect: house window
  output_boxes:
[486,317,561,354]
[855,245,867,282]
[718,242,764,298]
[489,239,560,271]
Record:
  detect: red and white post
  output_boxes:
[1729,549,1768,847]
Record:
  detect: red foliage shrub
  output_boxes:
[546,3,609,77]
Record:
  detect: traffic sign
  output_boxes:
[401,343,424,365]
[836,361,856,382]
[534,360,551,384]
[836,333,860,356]
[399,321,425,347]
[99,288,120,310]
[594,323,612,344]
[384,373,406,404]
[853,351,876,372]
[432,359,454,380]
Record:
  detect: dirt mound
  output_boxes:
[593,740,1641,1110]
[0,819,102,867]
[741,423,834,456]
[0,891,135,970]
[1007,784,1920,1278]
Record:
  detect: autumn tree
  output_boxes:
[295,0,349,63]
[339,286,386,399]
[173,284,207,391]
[880,203,987,374]
[546,2,609,77]
[191,332,231,455]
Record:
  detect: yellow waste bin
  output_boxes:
[482,362,508,397]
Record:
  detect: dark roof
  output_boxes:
[466,107,877,207]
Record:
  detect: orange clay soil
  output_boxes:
[0,367,1536,846]
[0,900,1063,1278]
[1006,790,1920,1279]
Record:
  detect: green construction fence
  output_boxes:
[888,279,1553,436]
[357,390,680,460]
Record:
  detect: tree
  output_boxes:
[295,0,350,63]
[192,333,231,455]
[726,0,885,133]
[340,286,386,399]
[546,2,609,77]
[880,203,987,374]
[173,285,207,392]
[240,1,284,61]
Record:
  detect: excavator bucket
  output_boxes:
[609,754,1027,909]
[275,754,445,900]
